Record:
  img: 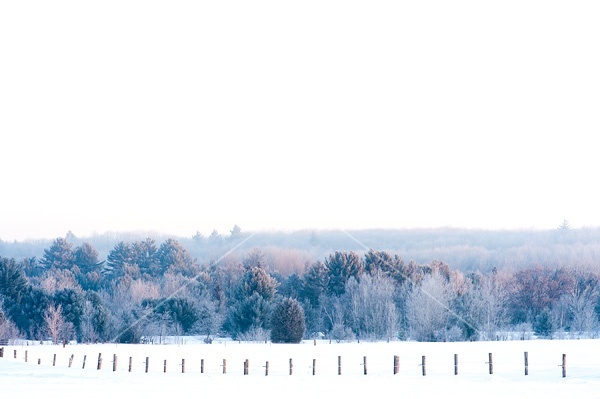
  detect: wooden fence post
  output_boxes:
[82,354,87,369]
[454,354,458,375]
[524,352,528,376]
[145,357,149,373]
[113,354,117,372]
[37,358,40,365]
[129,357,133,372]
[97,353,102,370]
[488,353,493,375]
[182,359,186,373]
[69,354,74,368]
[313,359,316,375]
[338,356,342,375]
[244,359,249,375]
[222,359,227,374]
[363,356,367,375]
[289,358,293,375]
[0,347,4,358]
[201,359,204,374]
[265,361,269,376]
[421,356,426,376]
[14,349,17,359]
[53,354,57,367]
[562,354,566,378]
[163,359,167,373]
[25,350,28,363]
[393,355,399,375]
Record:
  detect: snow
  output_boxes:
[2,338,600,398]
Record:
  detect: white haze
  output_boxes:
[1,1,599,241]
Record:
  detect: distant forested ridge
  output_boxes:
[3,226,600,272]
[2,226,600,343]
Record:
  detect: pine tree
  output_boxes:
[155,238,195,277]
[325,251,363,296]
[74,243,104,273]
[40,238,75,270]
[302,261,329,306]
[225,261,278,338]
[0,257,28,299]
[105,241,133,278]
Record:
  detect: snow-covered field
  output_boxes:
[2,338,600,398]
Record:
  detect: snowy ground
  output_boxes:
[2,338,600,399]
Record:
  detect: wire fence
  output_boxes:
[3,343,599,380]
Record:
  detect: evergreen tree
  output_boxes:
[74,243,104,290]
[225,261,278,338]
[301,261,329,306]
[278,272,303,299]
[229,224,242,241]
[239,264,278,301]
[74,242,104,273]
[325,251,363,296]
[53,288,85,340]
[149,297,199,334]
[6,286,49,339]
[363,249,406,284]
[0,257,48,339]
[155,238,196,277]
[131,238,159,276]
[80,291,110,342]
[227,292,272,339]
[0,257,28,300]
[40,238,75,270]
[105,241,133,278]
[208,230,222,247]
[271,297,306,343]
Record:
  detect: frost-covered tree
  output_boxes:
[44,304,74,344]
[132,238,159,277]
[0,257,28,299]
[74,243,104,273]
[104,241,133,278]
[270,297,306,343]
[564,269,600,333]
[301,261,329,306]
[40,238,75,270]
[225,260,278,339]
[458,271,509,340]
[0,314,21,341]
[79,291,109,343]
[325,251,363,296]
[406,271,455,341]
[363,249,406,284]
[156,239,196,277]
[345,273,398,340]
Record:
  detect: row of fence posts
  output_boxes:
[0,348,569,377]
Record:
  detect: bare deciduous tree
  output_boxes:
[462,271,509,340]
[345,273,398,340]
[44,304,65,344]
[565,269,600,334]
[80,300,100,343]
[406,272,454,341]
[0,316,22,342]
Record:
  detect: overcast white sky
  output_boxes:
[1,1,599,241]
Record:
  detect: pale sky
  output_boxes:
[1,1,599,241]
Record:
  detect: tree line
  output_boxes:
[2,236,600,344]
[4,225,600,274]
